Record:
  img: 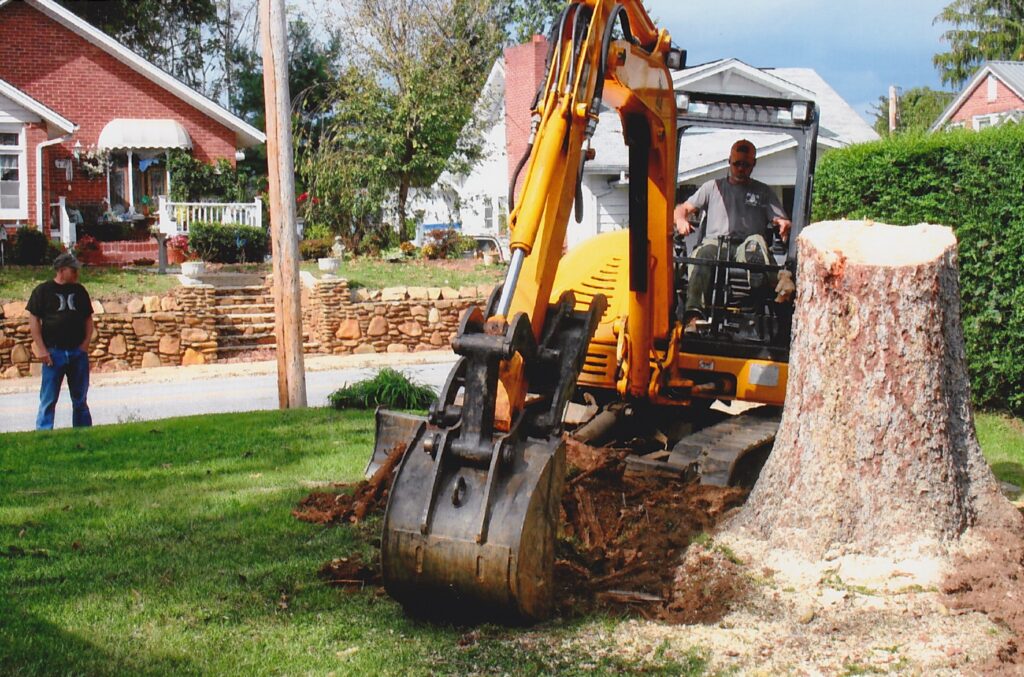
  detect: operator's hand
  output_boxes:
[775,218,792,241]
[673,203,695,236]
[774,270,796,303]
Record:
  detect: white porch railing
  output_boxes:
[157,196,263,235]
[49,196,75,248]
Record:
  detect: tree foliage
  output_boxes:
[872,87,956,136]
[296,0,505,246]
[497,0,564,44]
[933,0,1024,88]
[813,124,1024,415]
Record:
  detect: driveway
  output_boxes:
[0,351,458,433]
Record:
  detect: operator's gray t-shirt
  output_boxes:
[687,178,787,240]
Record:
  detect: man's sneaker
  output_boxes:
[683,314,701,335]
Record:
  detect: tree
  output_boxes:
[297,0,505,243]
[58,0,224,95]
[934,0,1024,88]
[498,0,564,44]
[872,87,956,136]
[730,220,1022,558]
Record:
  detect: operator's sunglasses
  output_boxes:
[731,160,753,169]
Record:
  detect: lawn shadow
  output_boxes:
[0,598,199,676]
[991,461,1024,489]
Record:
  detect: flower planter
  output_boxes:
[181,261,206,277]
[167,247,187,264]
[318,257,341,275]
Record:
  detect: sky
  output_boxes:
[645,0,952,123]
[296,0,955,126]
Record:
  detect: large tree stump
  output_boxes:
[731,220,1020,558]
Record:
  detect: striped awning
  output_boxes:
[97,118,192,151]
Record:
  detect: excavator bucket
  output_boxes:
[370,293,606,623]
[364,409,424,479]
[380,419,565,622]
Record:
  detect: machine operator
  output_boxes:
[673,139,795,333]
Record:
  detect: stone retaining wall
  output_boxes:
[0,286,219,378]
[309,279,492,355]
[0,277,492,377]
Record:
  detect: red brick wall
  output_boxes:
[504,35,549,188]
[0,1,240,228]
[950,74,1024,126]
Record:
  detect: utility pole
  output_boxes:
[259,0,307,409]
[888,85,899,134]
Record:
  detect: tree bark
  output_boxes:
[731,220,1020,558]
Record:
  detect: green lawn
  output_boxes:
[0,408,705,676]
[976,412,1024,488]
[0,266,180,304]
[1,260,504,304]
[299,258,505,290]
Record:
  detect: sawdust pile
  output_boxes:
[294,437,749,621]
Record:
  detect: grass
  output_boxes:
[976,412,1024,488]
[299,258,505,290]
[0,266,179,303]
[1,408,1019,675]
[0,408,706,676]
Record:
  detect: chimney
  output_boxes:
[504,34,549,195]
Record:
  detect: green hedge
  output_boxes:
[813,124,1024,415]
[187,222,268,264]
[10,226,61,265]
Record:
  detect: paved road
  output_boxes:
[0,352,459,433]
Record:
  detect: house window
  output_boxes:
[0,125,26,219]
[483,197,494,231]
[973,114,998,130]
[987,76,998,102]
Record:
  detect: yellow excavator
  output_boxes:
[369,0,819,621]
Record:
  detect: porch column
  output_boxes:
[165,150,171,199]
[127,149,135,210]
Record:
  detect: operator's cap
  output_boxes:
[52,252,81,270]
[729,139,757,164]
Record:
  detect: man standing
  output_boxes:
[27,253,94,429]
[674,139,793,332]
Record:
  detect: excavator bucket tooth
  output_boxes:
[381,427,566,623]
[364,408,425,479]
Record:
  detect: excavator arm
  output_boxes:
[375,0,681,622]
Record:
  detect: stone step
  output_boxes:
[215,314,277,324]
[217,323,278,334]
[212,304,276,313]
[216,342,321,356]
[213,294,273,306]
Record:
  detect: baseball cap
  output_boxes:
[729,139,757,163]
[53,252,81,270]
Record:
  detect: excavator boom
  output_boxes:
[373,0,682,621]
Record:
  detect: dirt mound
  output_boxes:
[942,520,1024,672]
[295,436,748,621]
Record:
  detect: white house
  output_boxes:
[410,50,879,250]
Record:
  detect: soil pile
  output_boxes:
[294,436,748,620]
[942,520,1024,672]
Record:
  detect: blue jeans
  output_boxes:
[36,347,92,430]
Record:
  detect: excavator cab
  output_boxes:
[674,90,820,372]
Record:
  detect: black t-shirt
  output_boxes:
[26,280,94,349]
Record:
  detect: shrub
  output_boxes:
[11,226,50,265]
[813,124,1024,415]
[132,258,155,266]
[299,238,333,260]
[328,368,436,410]
[188,221,268,263]
[78,220,139,242]
[422,228,473,259]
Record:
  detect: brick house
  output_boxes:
[0,0,264,246]
[930,61,1024,132]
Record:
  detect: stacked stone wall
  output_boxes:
[308,279,493,355]
[0,286,219,378]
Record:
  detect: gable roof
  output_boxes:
[930,61,1024,131]
[587,59,878,177]
[0,76,76,135]
[0,0,265,148]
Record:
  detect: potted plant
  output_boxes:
[73,234,101,264]
[167,234,190,265]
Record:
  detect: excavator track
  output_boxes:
[625,407,782,486]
